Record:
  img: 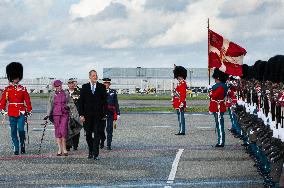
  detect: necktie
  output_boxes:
[92,84,95,94]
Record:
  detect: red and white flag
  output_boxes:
[208,29,247,76]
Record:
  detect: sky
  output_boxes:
[0,0,284,79]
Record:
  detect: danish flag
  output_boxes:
[208,29,247,76]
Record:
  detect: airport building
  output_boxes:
[0,68,209,94]
[103,67,209,94]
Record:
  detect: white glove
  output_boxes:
[208,85,213,90]
[1,109,7,116]
[117,115,120,120]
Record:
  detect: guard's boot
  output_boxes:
[19,131,26,154]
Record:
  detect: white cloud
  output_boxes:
[70,0,113,18]
[104,38,134,49]
[1,0,284,78]
[147,0,234,47]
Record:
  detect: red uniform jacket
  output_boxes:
[226,85,237,107]
[173,80,187,109]
[278,92,284,107]
[0,84,32,117]
[209,83,228,113]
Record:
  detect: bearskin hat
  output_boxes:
[173,65,187,79]
[6,62,23,82]
[267,55,284,83]
[253,60,267,81]
[212,68,229,83]
[241,64,249,79]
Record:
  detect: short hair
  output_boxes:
[89,70,97,76]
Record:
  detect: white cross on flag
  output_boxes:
[208,29,247,76]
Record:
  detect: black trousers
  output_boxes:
[84,117,102,157]
[99,121,106,145]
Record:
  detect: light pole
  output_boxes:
[189,69,193,88]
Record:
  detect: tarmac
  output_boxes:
[0,99,263,188]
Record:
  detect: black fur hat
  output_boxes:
[212,68,229,83]
[6,62,23,82]
[267,55,284,83]
[173,65,187,79]
[241,64,249,79]
[253,60,267,81]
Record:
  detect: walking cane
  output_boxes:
[25,115,30,144]
[38,119,49,154]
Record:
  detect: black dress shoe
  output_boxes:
[21,146,25,154]
[73,147,78,151]
[100,144,104,149]
[215,144,224,147]
[175,133,185,135]
[107,146,112,150]
[88,151,93,159]
[14,151,19,155]
[94,156,100,160]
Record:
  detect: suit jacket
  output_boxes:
[79,82,107,120]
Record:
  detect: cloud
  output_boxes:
[103,38,134,49]
[70,0,113,18]
[144,0,190,12]
[1,0,284,79]
[147,0,234,47]
[0,0,53,41]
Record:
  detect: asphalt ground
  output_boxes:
[29,98,208,111]
[0,98,262,187]
[0,109,263,188]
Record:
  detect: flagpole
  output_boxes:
[207,18,210,85]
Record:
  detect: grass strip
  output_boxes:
[120,106,208,112]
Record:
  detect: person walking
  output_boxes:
[0,62,32,155]
[79,70,107,160]
[46,80,71,156]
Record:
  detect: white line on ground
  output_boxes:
[190,114,208,116]
[32,128,55,131]
[196,126,212,129]
[164,148,184,188]
[153,126,173,128]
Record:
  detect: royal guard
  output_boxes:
[172,65,187,135]
[209,68,229,147]
[226,76,238,134]
[100,78,120,150]
[0,62,32,155]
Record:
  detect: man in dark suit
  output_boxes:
[79,70,107,160]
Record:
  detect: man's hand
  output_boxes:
[179,102,184,108]
[117,115,120,120]
[80,116,85,123]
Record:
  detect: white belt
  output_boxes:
[211,100,224,103]
[9,103,24,105]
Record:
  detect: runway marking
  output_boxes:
[164,148,184,188]
[189,113,208,116]
[196,126,212,129]
[0,145,243,161]
[63,179,262,187]
[32,128,55,131]
[153,126,173,128]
